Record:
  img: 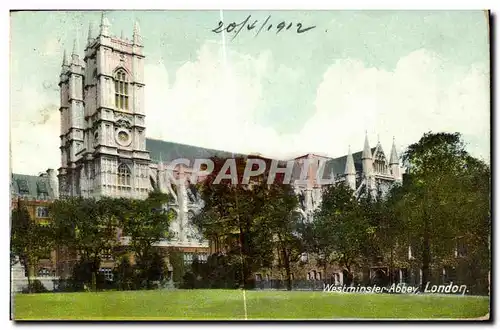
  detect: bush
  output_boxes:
[22,280,48,293]
[181,272,196,289]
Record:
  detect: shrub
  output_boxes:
[22,280,48,293]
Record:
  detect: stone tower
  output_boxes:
[344,146,356,190]
[59,13,150,199]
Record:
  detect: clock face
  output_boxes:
[118,131,128,142]
[115,129,131,146]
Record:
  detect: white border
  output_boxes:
[2,2,497,330]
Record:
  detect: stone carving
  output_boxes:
[115,119,131,129]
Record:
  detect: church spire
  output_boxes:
[344,145,356,190]
[344,145,355,175]
[61,49,69,74]
[362,131,372,160]
[133,21,142,45]
[389,137,401,181]
[87,22,93,45]
[374,134,384,154]
[62,49,68,67]
[362,131,374,177]
[389,137,399,165]
[71,38,79,65]
[72,38,77,55]
[100,12,110,37]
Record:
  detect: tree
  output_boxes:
[168,248,185,284]
[192,156,275,288]
[50,197,121,290]
[113,255,136,291]
[116,191,174,289]
[11,200,54,293]
[256,183,303,291]
[134,249,168,289]
[399,132,490,291]
[309,182,372,285]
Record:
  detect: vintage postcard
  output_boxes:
[9,10,490,321]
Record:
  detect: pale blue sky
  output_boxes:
[10,11,490,174]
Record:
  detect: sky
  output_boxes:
[10,10,490,175]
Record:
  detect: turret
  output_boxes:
[344,146,356,190]
[87,22,93,46]
[389,137,401,181]
[361,131,373,176]
[133,21,142,45]
[99,12,110,37]
[71,39,79,66]
[60,49,69,75]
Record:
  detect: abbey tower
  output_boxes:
[58,14,150,199]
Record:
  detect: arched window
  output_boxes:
[114,69,129,110]
[118,163,131,186]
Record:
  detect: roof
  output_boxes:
[323,148,376,179]
[11,173,56,200]
[147,138,375,180]
[146,138,245,163]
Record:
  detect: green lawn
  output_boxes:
[13,290,490,320]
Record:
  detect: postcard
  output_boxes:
[10,10,490,321]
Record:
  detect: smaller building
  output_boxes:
[11,169,59,290]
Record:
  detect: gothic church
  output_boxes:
[55,14,404,252]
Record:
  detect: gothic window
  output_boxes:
[197,253,208,263]
[101,249,113,260]
[38,268,50,277]
[37,181,48,200]
[36,206,49,218]
[17,179,30,196]
[169,230,179,240]
[118,163,131,186]
[93,131,99,148]
[114,69,129,111]
[99,268,114,281]
[183,253,194,265]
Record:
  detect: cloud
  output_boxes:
[11,44,490,176]
[42,37,63,57]
[145,45,489,162]
[144,41,286,157]
[10,111,60,175]
[297,49,490,161]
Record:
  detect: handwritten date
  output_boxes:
[212,15,316,40]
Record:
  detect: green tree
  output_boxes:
[256,183,303,291]
[116,191,174,289]
[50,197,121,290]
[192,157,275,288]
[11,200,54,293]
[113,255,136,290]
[309,182,371,285]
[167,248,185,284]
[398,132,490,291]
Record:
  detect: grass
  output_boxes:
[13,289,490,320]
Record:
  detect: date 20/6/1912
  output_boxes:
[212,15,316,40]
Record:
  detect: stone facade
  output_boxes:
[57,14,208,252]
